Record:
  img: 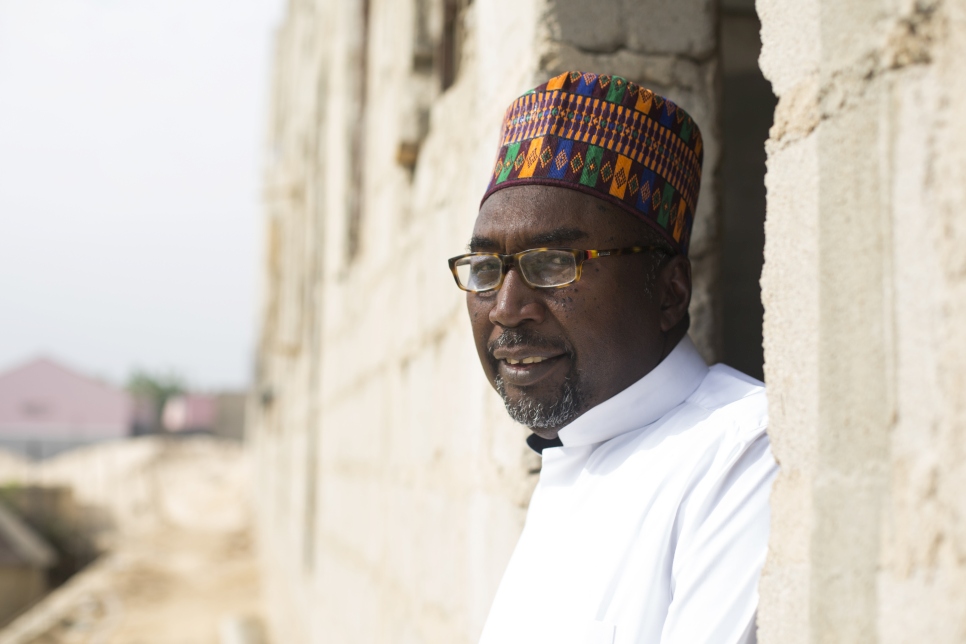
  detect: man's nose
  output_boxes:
[489,267,546,327]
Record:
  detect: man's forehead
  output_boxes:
[473,200,588,250]
[472,185,624,249]
[469,226,589,252]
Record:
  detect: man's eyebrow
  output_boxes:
[527,227,589,247]
[468,235,499,251]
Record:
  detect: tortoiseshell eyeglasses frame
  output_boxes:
[447,246,666,293]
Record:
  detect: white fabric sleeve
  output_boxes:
[659,431,777,644]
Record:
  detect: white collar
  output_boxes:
[555,335,709,448]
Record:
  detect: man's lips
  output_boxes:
[488,328,572,387]
[493,352,568,387]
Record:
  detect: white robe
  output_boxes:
[479,336,777,644]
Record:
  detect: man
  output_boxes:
[448,72,777,643]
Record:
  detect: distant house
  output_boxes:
[162,393,218,433]
[162,392,247,441]
[0,358,132,460]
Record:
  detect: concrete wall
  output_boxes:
[253,0,966,640]
[249,1,722,642]
[757,0,966,641]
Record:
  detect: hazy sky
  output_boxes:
[0,0,285,389]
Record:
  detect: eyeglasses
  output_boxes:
[447,246,664,293]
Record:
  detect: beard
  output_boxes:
[488,328,584,430]
[494,372,583,429]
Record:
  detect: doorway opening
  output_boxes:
[720,0,776,381]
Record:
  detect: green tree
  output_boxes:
[126,370,187,434]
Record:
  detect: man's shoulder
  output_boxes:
[688,363,765,410]
[684,364,768,441]
[669,366,774,520]
[595,362,768,464]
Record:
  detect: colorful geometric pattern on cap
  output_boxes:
[481,71,704,255]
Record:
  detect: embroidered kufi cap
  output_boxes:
[481,71,704,255]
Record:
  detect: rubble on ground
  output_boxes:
[0,436,265,644]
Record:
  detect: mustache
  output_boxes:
[487,328,574,359]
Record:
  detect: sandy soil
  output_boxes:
[2,526,265,644]
[0,438,267,644]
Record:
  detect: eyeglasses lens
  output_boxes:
[456,255,503,291]
[520,250,577,287]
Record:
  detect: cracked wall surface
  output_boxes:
[250,1,721,642]
[758,0,966,641]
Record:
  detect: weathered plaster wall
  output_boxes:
[250,1,722,642]
[758,0,966,641]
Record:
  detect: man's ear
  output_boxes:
[659,255,692,333]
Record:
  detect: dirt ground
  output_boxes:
[1,527,265,644]
[92,529,261,644]
[0,438,267,644]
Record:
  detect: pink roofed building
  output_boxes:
[0,358,133,460]
[162,394,218,433]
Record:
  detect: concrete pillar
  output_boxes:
[758,0,966,641]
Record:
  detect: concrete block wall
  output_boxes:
[757,0,966,641]
[250,1,722,642]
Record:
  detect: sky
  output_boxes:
[0,0,286,390]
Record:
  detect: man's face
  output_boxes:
[467,185,684,438]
